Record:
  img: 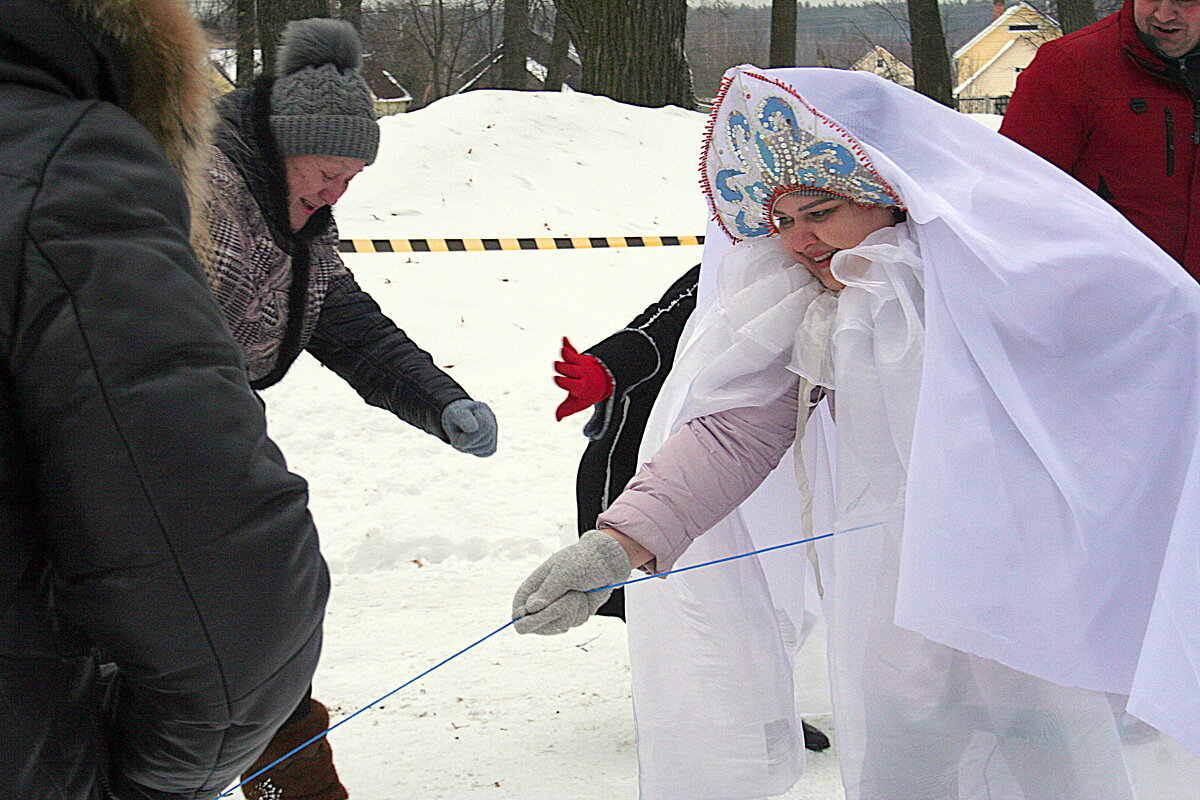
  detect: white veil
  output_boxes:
[624,66,1200,799]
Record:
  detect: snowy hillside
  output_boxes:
[337,89,711,240]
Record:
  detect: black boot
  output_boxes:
[802,719,831,751]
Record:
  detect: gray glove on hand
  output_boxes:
[441,398,498,457]
[512,530,632,635]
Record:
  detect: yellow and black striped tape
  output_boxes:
[338,235,705,253]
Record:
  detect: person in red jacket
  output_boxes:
[1000,0,1200,279]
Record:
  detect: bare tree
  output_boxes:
[401,0,493,103]
[554,0,692,108]
[236,0,257,86]
[341,0,363,31]
[685,2,768,98]
[831,6,906,70]
[770,0,797,67]
[501,0,530,89]
[543,8,572,91]
[257,0,332,76]
[906,0,954,106]
[358,0,510,107]
[1056,0,1096,34]
[1021,0,1104,33]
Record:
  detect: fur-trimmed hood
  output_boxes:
[68,0,213,210]
[1,0,215,241]
[71,0,214,241]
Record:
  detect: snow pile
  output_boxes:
[970,112,1003,131]
[337,90,711,240]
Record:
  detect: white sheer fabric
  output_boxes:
[624,65,1200,800]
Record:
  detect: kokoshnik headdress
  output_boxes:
[701,66,904,241]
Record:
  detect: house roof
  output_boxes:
[851,45,911,72]
[350,63,407,102]
[374,68,412,102]
[952,2,1058,59]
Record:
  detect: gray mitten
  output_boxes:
[441,398,498,457]
[512,530,632,635]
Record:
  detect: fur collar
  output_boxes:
[62,0,215,252]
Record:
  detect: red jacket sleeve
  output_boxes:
[1000,44,1090,175]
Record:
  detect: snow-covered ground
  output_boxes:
[249,88,998,799]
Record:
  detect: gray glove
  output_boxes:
[512,530,632,635]
[441,398,497,457]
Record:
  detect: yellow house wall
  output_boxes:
[956,5,1059,87]
[208,64,234,95]
[375,98,410,116]
[964,37,1041,97]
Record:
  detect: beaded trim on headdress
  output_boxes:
[701,66,904,241]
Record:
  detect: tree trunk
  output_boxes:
[906,0,955,107]
[257,0,332,77]
[501,0,530,89]
[236,0,257,86]
[544,11,571,91]
[1056,0,1097,35]
[340,0,363,32]
[555,0,692,108]
[769,0,797,68]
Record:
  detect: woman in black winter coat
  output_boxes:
[555,266,700,621]
[206,19,498,458]
[0,1,328,798]
[204,19,499,799]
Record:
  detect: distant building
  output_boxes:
[207,47,247,95]
[363,65,413,115]
[953,1,1060,114]
[851,45,914,88]
[208,62,235,95]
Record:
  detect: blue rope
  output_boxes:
[219,521,879,796]
[586,521,881,594]
[220,619,517,797]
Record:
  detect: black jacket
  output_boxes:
[574,266,699,619]
[0,2,328,797]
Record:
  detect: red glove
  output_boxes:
[554,336,614,421]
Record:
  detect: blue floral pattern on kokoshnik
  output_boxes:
[701,66,904,241]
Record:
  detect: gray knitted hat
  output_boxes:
[270,18,379,164]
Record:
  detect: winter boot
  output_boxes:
[241,698,349,800]
[802,719,831,751]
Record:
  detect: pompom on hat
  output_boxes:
[270,18,379,165]
[701,65,904,241]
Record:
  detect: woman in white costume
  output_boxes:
[513,65,1200,800]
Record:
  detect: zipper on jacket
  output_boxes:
[1190,60,1200,148]
[1129,44,1200,144]
[1166,106,1176,176]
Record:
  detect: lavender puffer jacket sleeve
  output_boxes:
[596,379,801,572]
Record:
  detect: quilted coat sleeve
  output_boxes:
[585,264,700,397]
[12,103,328,800]
[305,264,470,443]
[596,380,801,572]
[580,264,700,440]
